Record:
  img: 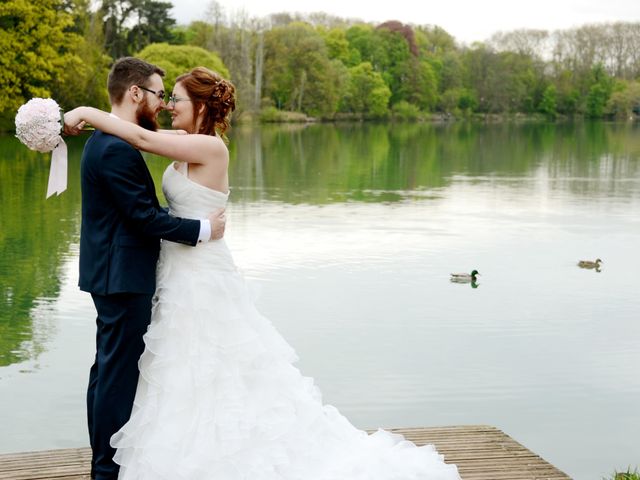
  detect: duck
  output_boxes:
[450,270,480,283]
[577,258,602,269]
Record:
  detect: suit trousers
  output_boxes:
[88,292,153,480]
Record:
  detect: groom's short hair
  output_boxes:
[108,57,165,105]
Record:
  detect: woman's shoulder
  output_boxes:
[198,133,227,147]
[193,133,229,158]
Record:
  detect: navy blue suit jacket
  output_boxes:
[79,130,200,295]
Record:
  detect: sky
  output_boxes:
[169,0,639,44]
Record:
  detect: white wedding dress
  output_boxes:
[111,163,460,480]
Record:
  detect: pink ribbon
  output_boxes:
[46,139,68,198]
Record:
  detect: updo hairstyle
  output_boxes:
[175,67,236,138]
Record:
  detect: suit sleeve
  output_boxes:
[101,141,200,246]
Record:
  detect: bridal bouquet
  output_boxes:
[15,98,68,198]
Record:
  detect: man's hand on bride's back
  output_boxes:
[208,208,226,240]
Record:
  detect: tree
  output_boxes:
[605,80,640,118]
[51,0,111,112]
[549,23,640,81]
[347,22,425,107]
[552,69,580,115]
[185,4,263,117]
[100,0,177,58]
[462,44,501,113]
[345,24,378,67]
[414,25,457,56]
[438,51,464,93]
[126,0,176,53]
[263,23,344,116]
[341,62,391,118]
[401,59,438,111]
[440,87,476,116]
[539,85,557,118]
[489,29,549,58]
[462,45,539,113]
[137,43,229,95]
[373,25,412,105]
[320,27,357,65]
[208,9,256,118]
[585,64,614,117]
[0,0,81,129]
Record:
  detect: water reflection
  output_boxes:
[0,136,82,366]
[226,122,640,205]
[0,123,639,479]
[2,123,640,366]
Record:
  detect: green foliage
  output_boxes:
[51,0,111,112]
[464,45,540,113]
[258,106,284,122]
[345,24,376,66]
[341,62,391,118]
[606,80,640,118]
[604,467,640,480]
[539,85,558,118]
[587,84,611,118]
[128,0,176,53]
[181,20,214,49]
[391,101,421,120]
[258,106,307,123]
[553,70,581,115]
[585,65,614,118]
[414,25,457,57]
[346,22,437,110]
[0,0,80,127]
[373,27,412,104]
[263,23,344,117]
[136,43,229,96]
[3,3,638,123]
[438,51,464,93]
[402,59,438,111]
[457,89,478,112]
[320,27,353,65]
[101,0,177,58]
[181,17,260,116]
[440,87,477,116]
[170,24,198,45]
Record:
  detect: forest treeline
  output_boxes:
[1,0,640,130]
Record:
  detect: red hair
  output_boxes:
[175,67,235,138]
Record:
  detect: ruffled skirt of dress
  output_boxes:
[111,240,460,480]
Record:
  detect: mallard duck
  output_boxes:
[578,258,602,269]
[450,270,480,283]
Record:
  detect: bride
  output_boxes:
[64,67,460,480]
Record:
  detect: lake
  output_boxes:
[0,121,638,479]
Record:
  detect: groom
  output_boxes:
[71,57,226,480]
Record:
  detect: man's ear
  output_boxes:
[129,85,141,103]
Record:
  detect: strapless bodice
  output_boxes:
[162,162,229,218]
[160,162,234,270]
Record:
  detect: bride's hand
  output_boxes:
[63,108,87,136]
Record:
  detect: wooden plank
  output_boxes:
[0,425,572,480]
[390,425,571,480]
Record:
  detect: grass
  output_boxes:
[605,467,640,480]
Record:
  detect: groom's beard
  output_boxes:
[136,99,159,131]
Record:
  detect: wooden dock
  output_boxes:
[0,425,571,479]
